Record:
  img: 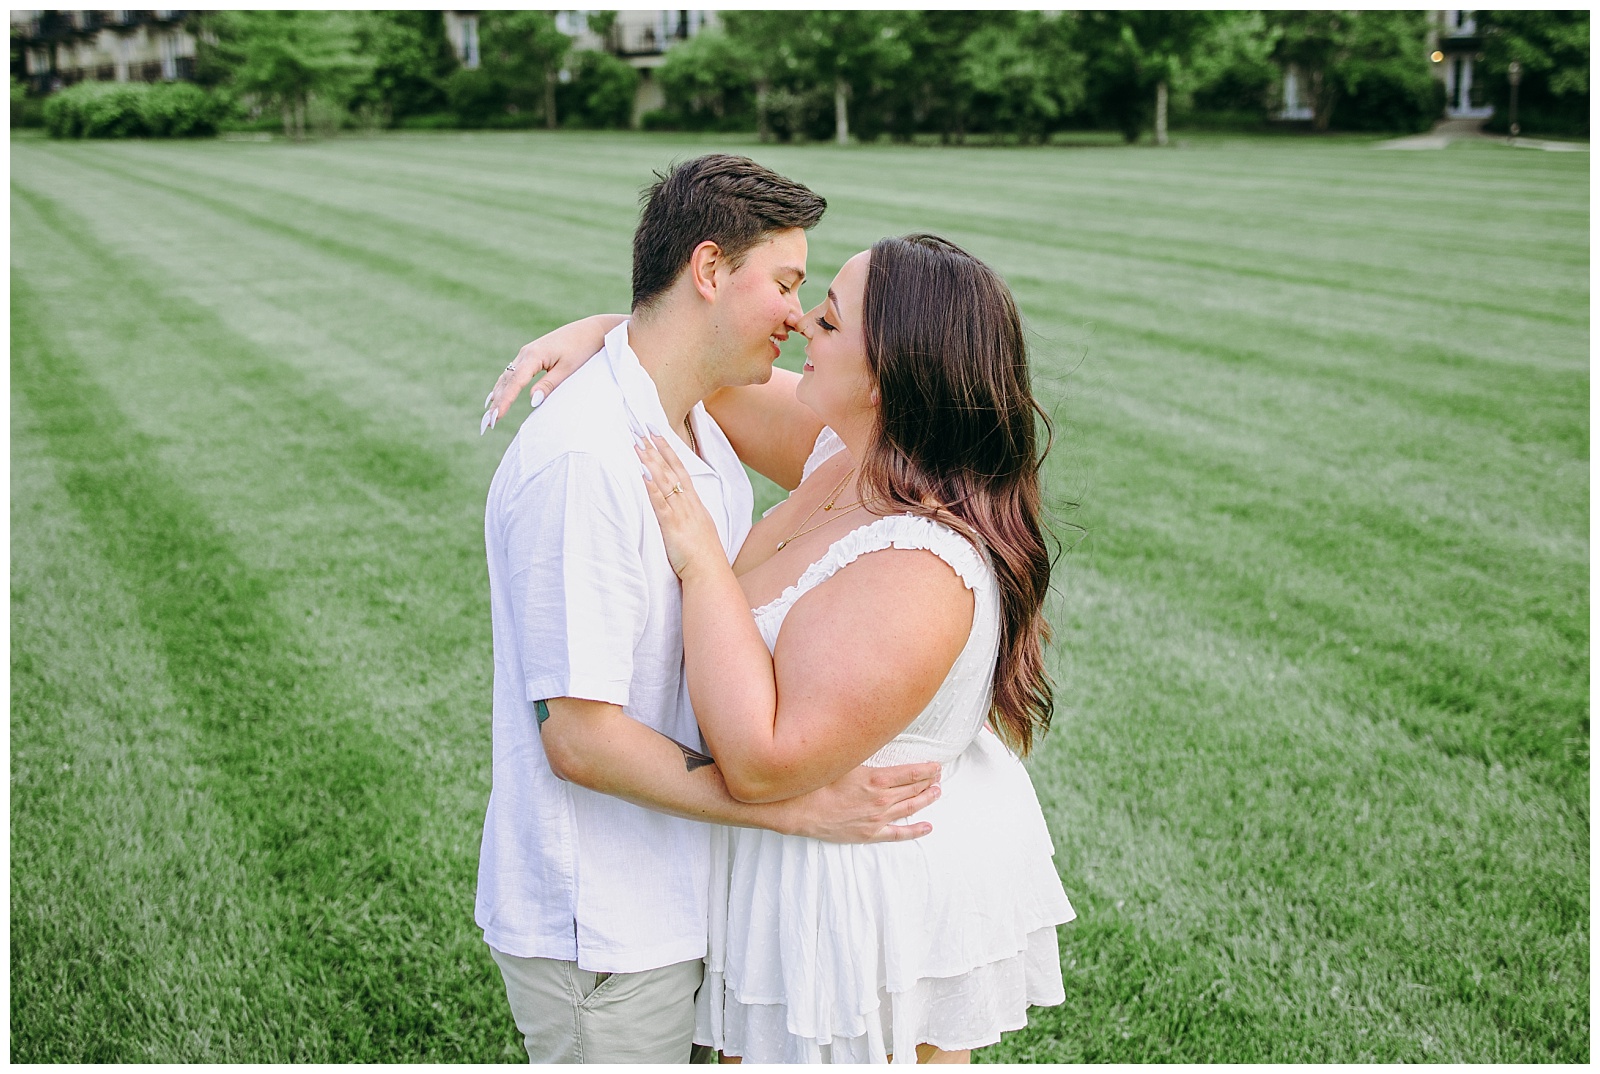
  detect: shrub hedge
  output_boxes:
[43,81,227,139]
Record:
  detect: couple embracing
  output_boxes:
[477,155,1075,1064]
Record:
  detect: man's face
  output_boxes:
[713,228,808,388]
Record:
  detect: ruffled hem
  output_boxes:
[696,729,1074,1062]
[695,924,1066,1063]
[753,514,990,631]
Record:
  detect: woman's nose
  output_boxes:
[796,305,820,339]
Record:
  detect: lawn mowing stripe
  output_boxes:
[11,186,512,1060]
[35,147,563,336]
[792,148,1586,275]
[42,141,636,356]
[822,186,1587,330]
[1018,567,1588,1061]
[105,138,643,281]
[12,149,610,475]
[11,388,273,1061]
[114,138,651,248]
[132,138,1587,334]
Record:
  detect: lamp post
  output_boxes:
[1508,60,1522,138]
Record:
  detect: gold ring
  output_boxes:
[665,483,683,499]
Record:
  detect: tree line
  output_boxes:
[657,10,1588,142]
[22,10,1589,141]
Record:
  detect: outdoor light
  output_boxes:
[1431,50,1444,63]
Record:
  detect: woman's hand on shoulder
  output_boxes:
[480,313,627,434]
[636,432,727,582]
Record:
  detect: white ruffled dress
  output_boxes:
[692,430,1076,1063]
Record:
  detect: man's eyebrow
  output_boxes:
[780,265,806,283]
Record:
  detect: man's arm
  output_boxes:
[538,697,940,842]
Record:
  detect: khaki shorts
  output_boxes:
[489,946,706,1064]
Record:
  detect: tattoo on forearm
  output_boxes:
[655,730,715,773]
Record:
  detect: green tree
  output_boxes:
[656,27,759,131]
[197,10,370,139]
[720,11,813,141]
[479,10,570,128]
[1327,10,1440,134]
[726,10,910,144]
[1188,11,1282,121]
[1267,10,1351,132]
[1479,10,1590,136]
[198,10,369,138]
[956,12,1085,144]
[557,49,638,130]
[1073,11,1165,143]
[349,11,458,125]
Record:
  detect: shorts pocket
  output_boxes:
[578,969,614,1005]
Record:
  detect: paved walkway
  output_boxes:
[1376,118,1589,152]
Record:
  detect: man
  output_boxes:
[478,155,942,1064]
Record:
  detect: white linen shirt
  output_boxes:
[476,321,754,974]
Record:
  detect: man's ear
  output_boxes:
[688,240,724,303]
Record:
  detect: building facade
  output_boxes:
[1275,10,1494,126]
[1429,9,1493,121]
[11,10,195,92]
[441,9,716,126]
[13,10,714,127]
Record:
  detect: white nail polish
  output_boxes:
[489,410,498,430]
[530,389,545,409]
[479,410,492,436]
[484,392,494,409]
[640,463,653,480]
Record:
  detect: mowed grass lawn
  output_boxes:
[10,129,1587,1062]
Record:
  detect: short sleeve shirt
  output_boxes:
[475,322,753,973]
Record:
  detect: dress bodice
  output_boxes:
[749,430,1001,766]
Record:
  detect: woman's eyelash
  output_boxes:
[817,315,837,331]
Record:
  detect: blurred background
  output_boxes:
[9,9,1592,143]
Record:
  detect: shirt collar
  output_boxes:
[603,320,716,478]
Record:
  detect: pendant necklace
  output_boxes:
[776,466,864,551]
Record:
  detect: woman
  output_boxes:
[490,235,1073,1063]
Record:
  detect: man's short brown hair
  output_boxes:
[632,154,827,311]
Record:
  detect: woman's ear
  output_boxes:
[689,240,723,302]
[869,387,881,407]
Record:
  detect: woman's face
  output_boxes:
[795,250,876,430]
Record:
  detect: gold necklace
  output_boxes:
[776,466,861,551]
[683,414,699,457]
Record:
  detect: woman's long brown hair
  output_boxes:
[859,234,1054,755]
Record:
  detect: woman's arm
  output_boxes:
[486,318,823,489]
[639,436,973,804]
[703,372,823,491]
[482,314,625,433]
[537,696,942,841]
